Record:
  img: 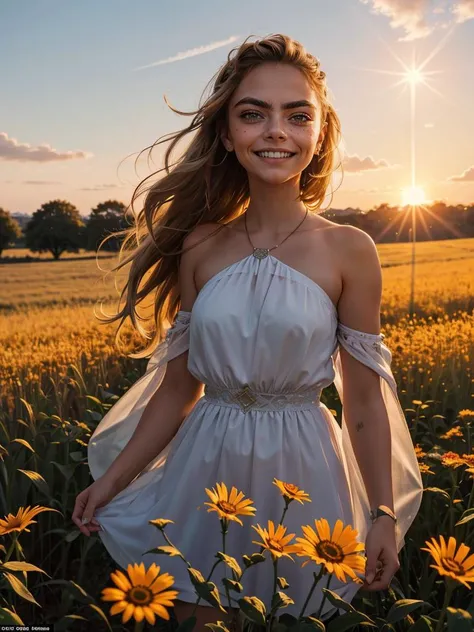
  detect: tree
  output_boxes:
[84,200,129,252]
[0,208,22,257]
[24,200,85,260]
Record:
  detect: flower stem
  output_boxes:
[298,568,324,620]
[434,579,455,632]
[4,533,18,563]
[316,573,332,619]
[134,620,145,632]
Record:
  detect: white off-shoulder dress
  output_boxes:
[87,252,423,620]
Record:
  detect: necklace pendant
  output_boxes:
[252,248,270,260]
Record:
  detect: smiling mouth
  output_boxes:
[253,151,297,159]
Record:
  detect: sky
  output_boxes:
[1,0,474,215]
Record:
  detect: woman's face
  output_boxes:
[222,62,326,188]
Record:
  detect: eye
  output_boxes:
[239,111,312,122]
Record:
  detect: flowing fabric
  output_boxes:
[87,253,423,620]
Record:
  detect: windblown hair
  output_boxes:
[97,33,344,359]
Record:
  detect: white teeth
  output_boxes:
[256,151,293,159]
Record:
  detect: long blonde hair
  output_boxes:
[97,33,344,358]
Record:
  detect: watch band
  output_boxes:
[370,504,398,524]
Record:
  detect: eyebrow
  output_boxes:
[233,97,317,111]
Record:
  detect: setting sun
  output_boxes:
[401,186,427,207]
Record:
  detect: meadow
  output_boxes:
[0,238,473,631]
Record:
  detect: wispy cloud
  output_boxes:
[359,0,474,40]
[134,35,241,71]
[447,165,474,182]
[343,153,398,173]
[0,132,91,163]
[453,0,474,22]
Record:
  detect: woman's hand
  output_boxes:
[360,517,400,591]
[72,475,121,537]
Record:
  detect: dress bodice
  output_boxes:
[188,252,338,394]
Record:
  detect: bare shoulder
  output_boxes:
[179,222,226,311]
[334,224,383,334]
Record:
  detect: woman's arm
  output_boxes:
[336,226,394,514]
[99,226,206,494]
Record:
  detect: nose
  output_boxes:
[263,115,288,140]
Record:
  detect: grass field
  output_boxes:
[0,238,473,630]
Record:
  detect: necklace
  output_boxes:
[244,207,309,260]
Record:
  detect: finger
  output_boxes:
[71,499,91,536]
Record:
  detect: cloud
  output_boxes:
[359,0,474,40]
[359,0,435,40]
[0,132,91,163]
[447,165,474,182]
[134,35,241,71]
[79,184,126,191]
[453,0,474,22]
[343,153,397,173]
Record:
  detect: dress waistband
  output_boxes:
[203,383,323,413]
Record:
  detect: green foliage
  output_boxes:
[24,199,85,259]
[0,208,22,256]
[84,199,130,252]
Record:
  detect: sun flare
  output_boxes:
[401,186,427,207]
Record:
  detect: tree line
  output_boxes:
[1,198,474,260]
[0,199,129,259]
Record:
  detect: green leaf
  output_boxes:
[271,591,294,611]
[455,513,474,527]
[205,622,231,631]
[216,551,242,579]
[327,611,377,632]
[2,571,40,606]
[242,552,266,568]
[194,581,226,612]
[447,608,473,632]
[322,589,356,614]
[0,607,24,624]
[51,461,75,481]
[1,561,49,576]
[277,576,290,589]
[53,614,89,631]
[408,615,435,632]
[222,577,243,593]
[303,616,326,631]
[11,438,35,453]
[87,603,113,632]
[151,545,182,557]
[188,567,206,586]
[238,596,267,626]
[17,468,50,497]
[278,613,298,629]
[386,599,426,624]
[423,487,451,501]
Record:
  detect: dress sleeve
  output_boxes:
[87,310,192,483]
[332,321,423,552]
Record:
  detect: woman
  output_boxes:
[72,34,423,630]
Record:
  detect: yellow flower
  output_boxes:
[414,444,426,460]
[295,518,366,584]
[0,505,60,536]
[441,451,466,468]
[461,453,474,468]
[251,520,302,561]
[458,409,474,423]
[440,427,464,439]
[273,478,312,504]
[419,463,435,475]
[204,482,256,526]
[421,536,474,589]
[101,562,179,625]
